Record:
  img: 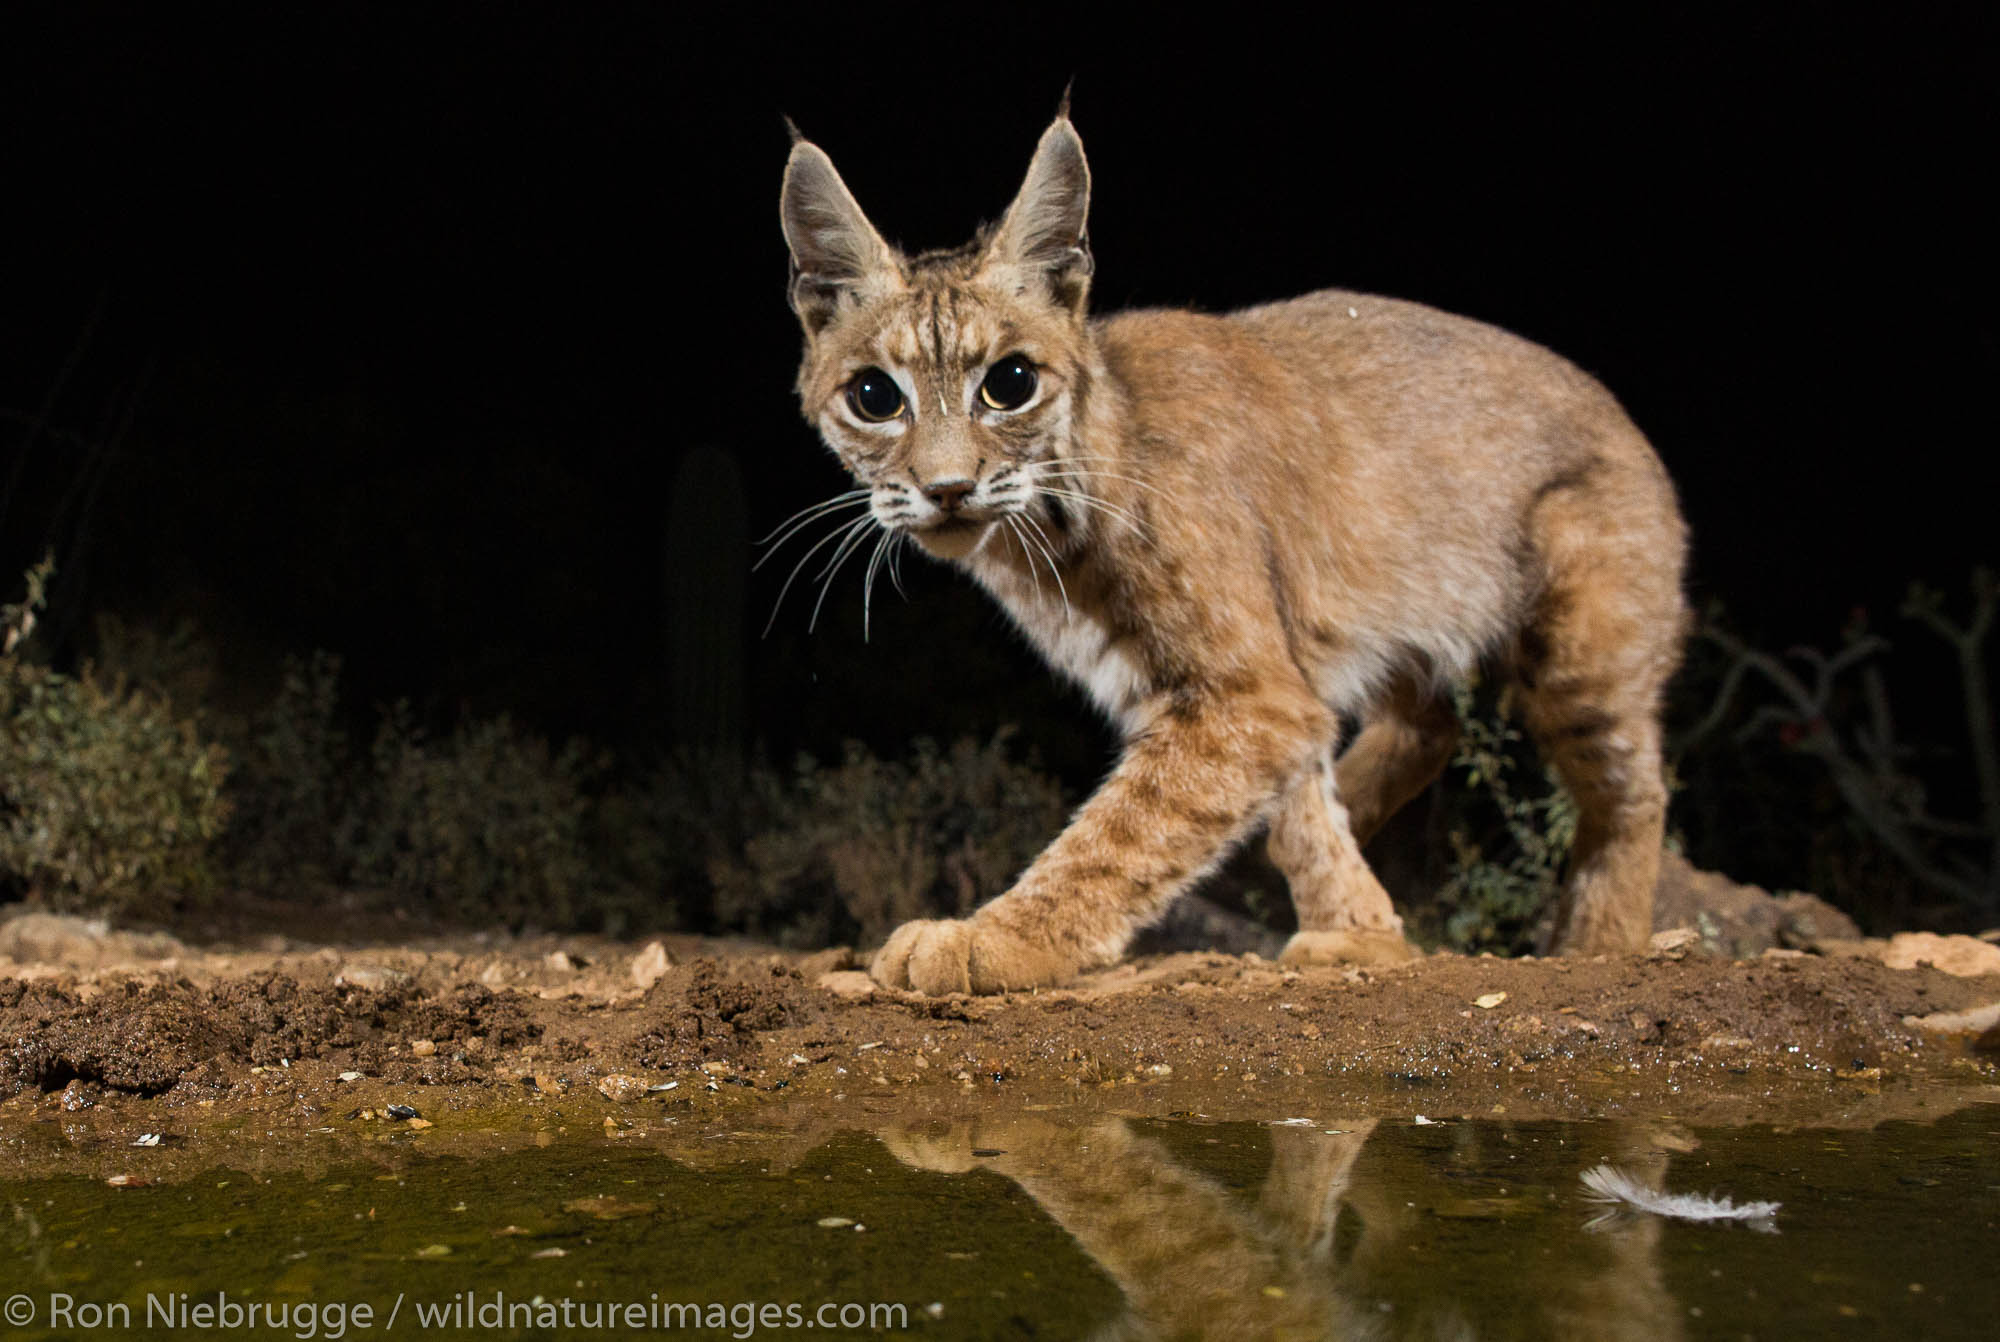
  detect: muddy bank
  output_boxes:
[3,907,1998,1183]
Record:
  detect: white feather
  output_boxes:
[1580,1164,1780,1224]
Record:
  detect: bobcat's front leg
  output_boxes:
[872,681,1330,994]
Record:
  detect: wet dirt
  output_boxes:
[2,902,1997,1186]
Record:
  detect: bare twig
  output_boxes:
[1695,589,1998,915]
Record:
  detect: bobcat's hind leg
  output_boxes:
[1270,749,1416,967]
[1273,682,1455,966]
[1519,471,1686,955]
[1333,677,1459,847]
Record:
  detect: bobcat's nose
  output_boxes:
[923,478,976,513]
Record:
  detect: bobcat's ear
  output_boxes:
[984,117,1093,315]
[780,139,900,335]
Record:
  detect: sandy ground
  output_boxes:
[3,892,1998,1185]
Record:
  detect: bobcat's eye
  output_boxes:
[846,369,905,423]
[979,355,1038,411]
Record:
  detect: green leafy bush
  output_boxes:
[0,560,230,912]
[1432,681,1578,954]
[710,731,1069,946]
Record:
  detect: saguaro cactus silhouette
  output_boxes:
[664,444,747,754]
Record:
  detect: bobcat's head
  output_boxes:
[780,116,1096,561]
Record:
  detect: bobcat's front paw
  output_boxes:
[1279,928,1418,968]
[870,916,1076,995]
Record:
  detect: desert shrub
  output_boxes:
[344,704,601,928]
[710,731,1069,947]
[89,612,220,720]
[1430,681,1578,954]
[0,559,230,912]
[223,650,353,891]
[598,747,789,933]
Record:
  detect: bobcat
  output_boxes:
[779,113,1687,995]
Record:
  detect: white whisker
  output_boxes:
[1015,509,1072,621]
[1005,517,1044,606]
[763,513,872,637]
[1035,463,1172,500]
[887,532,910,598]
[754,487,871,544]
[861,527,896,641]
[809,516,878,632]
[1034,485,1152,539]
[754,492,873,569]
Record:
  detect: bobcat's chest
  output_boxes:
[969,549,1150,728]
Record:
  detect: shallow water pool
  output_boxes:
[4,1103,1995,1339]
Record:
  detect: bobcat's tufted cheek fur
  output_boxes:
[780,114,1689,995]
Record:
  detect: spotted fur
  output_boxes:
[780,116,1688,994]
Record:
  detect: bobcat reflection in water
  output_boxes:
[879,1114,1690,1341]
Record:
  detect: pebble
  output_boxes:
[595,1074,650,1103]
[629,940,672,990]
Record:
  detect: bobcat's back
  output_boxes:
[1081,287,1683,717]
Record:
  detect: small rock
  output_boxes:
[545,950,577,973]
[796,946,857,978]
[409,1039,436,1058]
[336,963,411,991]
[1473,992,1508,1010]
[337,1071,365,1083]
[817,970,877,1002]
[563,1195,656,1221]
[1904,1002,2000,1036]
[596,1074,650,1103]
[385,1104,421,1121]
[531,1247,567,1259]
[817,1217,855,1228]
[629,941,672,990]
[1873,932,2000,978]
[1648,928,1698,957]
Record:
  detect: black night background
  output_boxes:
[3,2,1994,935]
